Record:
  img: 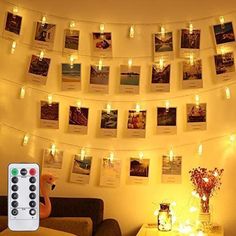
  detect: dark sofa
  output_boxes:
[0,196,122,236]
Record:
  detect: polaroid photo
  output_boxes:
[99,109,118,138]
[61,63,81,91]
[186,103,207,131]
[69,154,92,185]
[214,52,235,81]
[89,65,109,93]
[40,101,59,129]
[68,106,89,134]
[42,148,64,176]
[92,32,112,57]
[126,110,146,138]
[213,22,235,52]
[120,65,141,94]
[63,29,80,54]
[153,32,174,61]
[182,59,203,89]
[151,64,171,92]
[100,157,121,187]
[162,155,182,184]
[180,29,201,58]
[33,22,56,50]
[157,107,177,134]
[27,55,51,85]
[128,158,150,185]
[4,11,22,39]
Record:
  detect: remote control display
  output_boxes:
[8,163,40,231]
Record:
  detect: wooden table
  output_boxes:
[136,224,224,236]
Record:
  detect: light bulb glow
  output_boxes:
[189,206,197,213]
[160,25,165,38]
[139,152,144,160]
[198,143,203,156]
[22,134,30,146]
[169,149,174,161]
[154,210,159,216]
[69,55,75,68]
[109,152,114,161]
[100,24,105,33]
[159,58,164,70]
[230,134,235,143]
[128,58,133,68]
[39,50,45,61]
[80,148,86,161]
[195,95,200,108]
[69,21,76,29]
[106,104,111,114]
[202,195,207,201]
[189,54,194,66]
[98,59,103,71]
[13,6,19,14]
[203,177,209,183]
[47,94,53,106]
[220,47,226,55]
[50,144,56,156]
[135,104,141,113]
[41,16,47,26]
[76,100,81,108]
[213,171,218,177]
[225,87,231,99]
[165,100,170,112]
[219,16,225,26]
[11,41,17,54]
[129,25,135,38]
[189,23,193,34]
[19,87,25,99]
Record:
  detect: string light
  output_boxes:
[203,177,209,183]
[165,100,170,112]
[135,103,141,113]
[106,103,111,114]
[80,148,86,161]
[189,206,197,213]
[195,95,200,108]
[69,55,75,68]
[41,15,47,26]
[39,50,45,61]
[189,23,193,34]
[198,143,203,156]
[128,58,133,68]
[98,59,103,71]
[47,94,53,106]
[139,152,144,160]
[109,152,114,161]
[129,25,135,38]
[189,54,194,66]
[69,20,76,29]
[225,87,231,99]
[160,25,165,38]
[202,195,207,201]
[169,148,174,162]
[13,6,19,14]
[219,16,225,26]
[230,134,235,143]
[19,87,26,99]
[99,23,105,34]
[159,58,164,70]
[50,143,57,156]
[22,134,30,146]
[10,41,17,54]
[76,100,81,109]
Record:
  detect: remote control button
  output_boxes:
[20,168,27,176]
[29,201,36,207]
[29,209,36,216]
[29,193,36,199]
[11,177,18,184]
[29,185,36,191]
[11,185,18,191]
[11,193,18,200]
[29,168,36,176]
[11,168,18,176]
[11,209,18,216]
[11,201,18,208]
[29,177,36,183]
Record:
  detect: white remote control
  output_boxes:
[8,163,40,231]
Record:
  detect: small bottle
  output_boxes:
[157,203,172,231]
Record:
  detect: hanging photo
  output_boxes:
[63,29,80,54]
[186,103,207,131]
[40,101,59,129]
[180,28,201,58]
[61,63,81,90]
[4,11,22,38]
[27,55,51,85]
[42,148,64,176]
[119,65,141,94]
[89,65,109,93]
[127,110,146,138]
[162,155,182,184]
[151,64,171,92]
[33,22,56,50]
[212,22,235,52]
[128,158,150,185]
[214,52,235,81]
[68,106,89,134]
[92,32,112,57]
[182,59,203,89]
[157,107,177,134]
[100,157,121,187]
[69,154,92,185]
[153,32,174,61]
[99,110,118,137]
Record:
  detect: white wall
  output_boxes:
[0,1,236,235]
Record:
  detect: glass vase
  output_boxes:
[199,196,212,232]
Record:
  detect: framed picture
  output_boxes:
[4,11,22,38]
[128,158,150,185]
[92,32,112,57]
[61,63,81,90]
[89,65,109,93]
[40,101,59,129]
[157,107,177,134]
[120,65,141,94]
[69,155,92,184]
[162,155,182,184]
[100,157,121,187]
[99,110,118,137]
[27,55,51,85]
[33,22,56,50]
[214,52,235,81]
[68,106,89,134]
[153,32,174,60]
[180,28,201,57]
[63,29,80,53]
[127,110,146,138]
[186,103,207,131]
[151,64,171,92]
[182,59,203,89]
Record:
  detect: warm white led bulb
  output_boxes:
[69,21,76,29]
[80,148,86,160]
[69,55,75,68]
[160,25,165,38]
[225,87,231,99]
[39,50,45,61]
[106,104,111,114]
[139,152,144,160]
[128,58,133,68]
[230,134,235,143]
[135,104,141,113]
[219,16,225,26]
[195,94,200,108]
[159,58,164,70]
[19,87,26,99]
[50,144,56,156]
[129,25,135,38]
[109,152,114,161]
[189,23,193,34]
[198,143,203,156]
[98,59,103,71]
[189,54,194,66]
[11,41,17,54]
[165,100,170,112]
[76,100,81,108]
[13,6,19,14]
[47,94,53,106]
[169,149,174,161]
[22,134,30,146]
[100,24,105,33]
[41,16,47,26]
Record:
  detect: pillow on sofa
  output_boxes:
[0,227,76,236]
